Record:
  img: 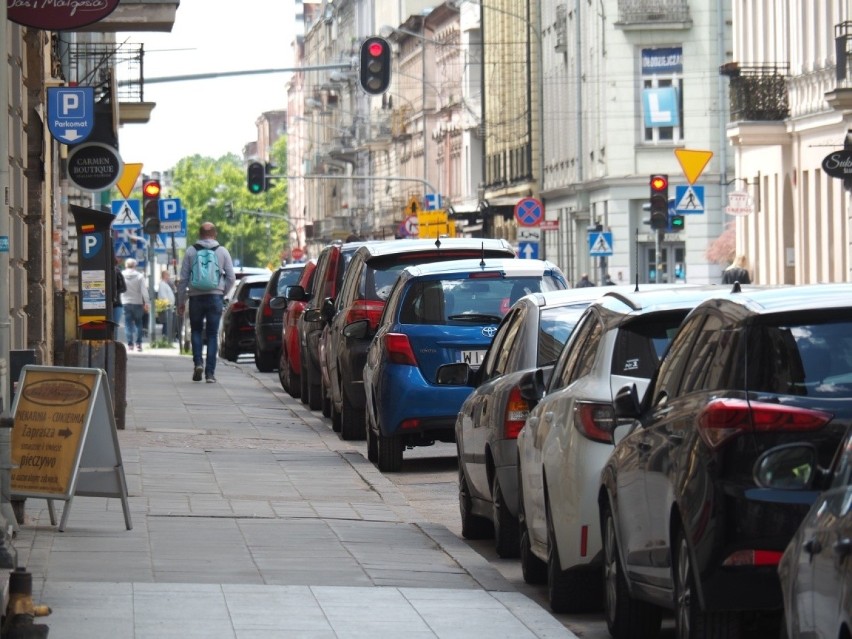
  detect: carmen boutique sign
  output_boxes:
[7,0,120,30]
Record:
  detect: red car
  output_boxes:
[276,259,317,397]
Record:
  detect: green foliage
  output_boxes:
[168,143,290,269]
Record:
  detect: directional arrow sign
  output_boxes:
[674,149,713,185]
[518,241,539,259]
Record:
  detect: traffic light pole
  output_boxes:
[270,173,438,195]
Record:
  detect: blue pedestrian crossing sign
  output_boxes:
[675,185,704,214]
[588,232,613,256]
[111,199,142,229]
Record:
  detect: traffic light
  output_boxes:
[247,162,266,194]
[649,174,669,231]
[142,178,161,235]
[359,36,392,95]
[669,214,685,231]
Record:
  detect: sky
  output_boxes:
[118,0,296,174]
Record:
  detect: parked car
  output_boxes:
[756,427,852,639]
[233,265,272,281]
[446,286,635,557]
[599,283,852,639]
[218,273,271,362]
[292,241,367,410]
[361,256,567,472]
[253,263,306,372]
[276,259,317,397]
[321,238,519,442]
[518,284,721,614]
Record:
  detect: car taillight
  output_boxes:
[385,333,417,366]
[345,300,385,331]
[504,387,530,439]
[231,301,247,312]
[722,550,784,567]
[262,293,273,317]
[573,402,616,443]
[698,398,832,449]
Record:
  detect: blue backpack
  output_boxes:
[190,243,222,291]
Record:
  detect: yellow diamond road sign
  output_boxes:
[674,149,713,185]
[116,163,143,200]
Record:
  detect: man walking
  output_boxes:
[177,222,236,383]
[121,258,149,352]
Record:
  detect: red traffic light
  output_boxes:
[142,180,161,198]
[368,41,385,57]
[650,175,668,192]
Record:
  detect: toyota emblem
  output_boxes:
[482,326,498,338]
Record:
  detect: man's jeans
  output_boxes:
[124,304,144,346]
[189,294,224,376]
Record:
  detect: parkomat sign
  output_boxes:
[8,0,121,31]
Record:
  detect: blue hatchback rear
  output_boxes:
[363,258,567,472]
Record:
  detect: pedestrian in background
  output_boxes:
[722,254,751,284]
[177,221,236,383]
[603,273,616,285]
[157,270,177,342]
[576,273,594,288]
[121,258,149,352]
[112,258,127,341]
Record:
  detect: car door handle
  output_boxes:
[804,538,822,556]
[834,538,852,559]
[544,411,554,423]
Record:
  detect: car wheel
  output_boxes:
[254,347,277,373]
[220,341,238,362]
[340,390,366,441]
[674,529,741,639]
[288,368,300,399]
[518,466,547,584]
[277,353,290,392]
[546,500,598,613]
[366,411,378,463]
[320,375,332,418]
[306,367,322,410]
[458,465,492,539]
[377,432,403,472]
[602,502,662,639]
[299,349,309,405]
[493,476,519,558]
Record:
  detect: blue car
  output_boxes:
[361,258,567,472]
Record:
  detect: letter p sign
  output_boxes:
[62,92,80,115]
[83,232,103,259]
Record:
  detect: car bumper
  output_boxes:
[256,321,283,352]
[376,364,471,437]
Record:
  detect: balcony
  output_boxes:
[615,0,691,29]
[826,21,852,111]
[722,63,790,122]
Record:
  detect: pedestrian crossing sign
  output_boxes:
[111,199,142,229]
[674,185,704,214]
[588,231,613,256]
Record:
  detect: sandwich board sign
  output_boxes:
[10,366,132,532]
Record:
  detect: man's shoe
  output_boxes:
[205,375,216,384]
[192,366,203,382]
[137,344,142,352]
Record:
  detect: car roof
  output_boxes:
[532,285,639,309]
[279,263,305,271]
[593,284,728,315]
[234,266,272,278]
[236,274,271,285]
[696,282,852,315]
[352,237,515,260]
[399,257,561,279]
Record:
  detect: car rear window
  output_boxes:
[610,311,686,379]
[537,305,589,366]
[242,283,268,301]
[276,268,304,294]
[400,276,563,325]
[746,317,852,397]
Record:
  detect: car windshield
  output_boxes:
[276,268,303,294]
[537,305,589,366]
[400,276,563,325]
[746,317,852,397]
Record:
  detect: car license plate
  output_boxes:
[460,350,487,368]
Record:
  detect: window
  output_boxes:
[641,47,684,144]
[550,312,602,391]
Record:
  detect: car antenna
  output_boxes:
[434,238,442,250]
[731,281,742,293]
[480,242,486,267]
[634,273,639,293]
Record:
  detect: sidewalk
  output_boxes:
[10,342,577,638]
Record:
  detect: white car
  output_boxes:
[516,285,720,613]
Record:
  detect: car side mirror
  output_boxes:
[518,369,547,407]
[321,297,336,323]
[753,443,819,490]
[303,308,322,323]
[613,384,641,419]
[436,362,474,386]
[342,319,370,340]
[269,296,288,310]
[284,285,307,302]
